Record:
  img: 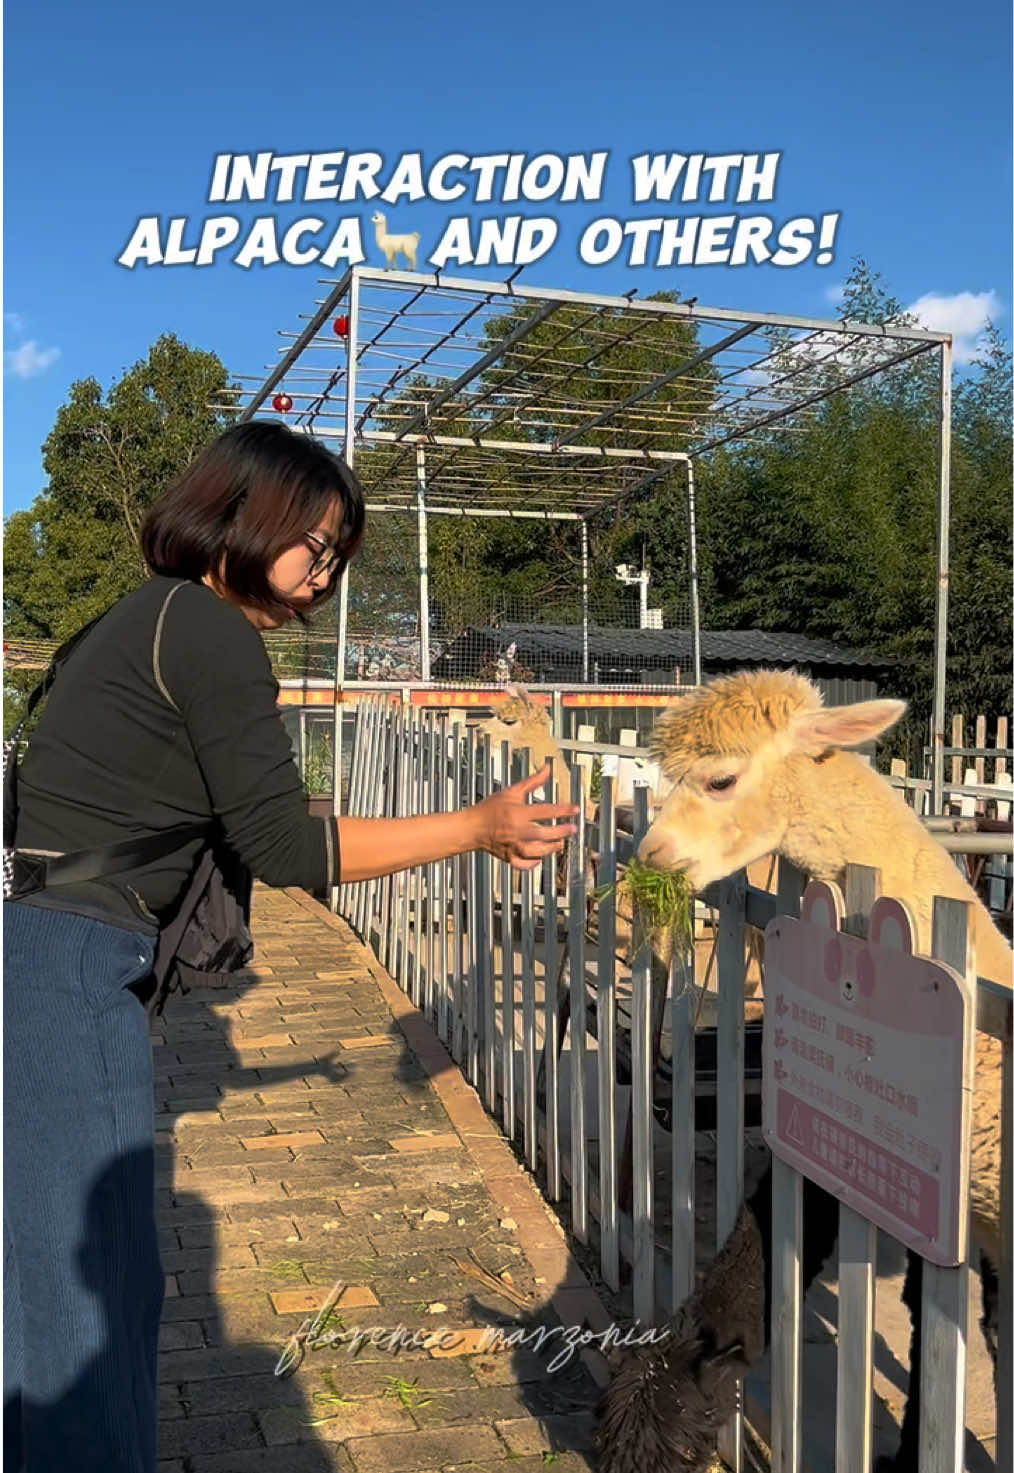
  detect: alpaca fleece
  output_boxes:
[597,1205,765,1473]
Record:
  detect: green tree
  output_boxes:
[948,325,1014,719]
[4,334,236,732]
[696,259,1011,748]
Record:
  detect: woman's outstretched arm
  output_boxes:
[336,763,578,883]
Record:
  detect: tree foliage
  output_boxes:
[695,260,1012,741]
[4,334,235,732]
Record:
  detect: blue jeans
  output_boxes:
[3,902,161,1473]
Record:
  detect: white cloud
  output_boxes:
[4,311,25,336]
[4,339,61,379]
[906,290,1001,365]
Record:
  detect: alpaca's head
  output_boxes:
[639,669,905,890]
[474,685,568,782]
[477,686,552,748]
[370,211,386,226]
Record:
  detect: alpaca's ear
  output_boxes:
[790,699,906,755]
[697,1340,752,1394]
[507,682,530,701]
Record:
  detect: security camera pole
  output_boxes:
[615,559,650,630]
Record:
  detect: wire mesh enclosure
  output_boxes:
[232,264,955,801]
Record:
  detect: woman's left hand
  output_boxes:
[474,763,579,871]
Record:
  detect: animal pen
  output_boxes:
[231,264,960,806]
[231,268,1011,1471]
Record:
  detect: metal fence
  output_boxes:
[333,697,1011,1471]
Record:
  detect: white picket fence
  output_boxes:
[331,697,1012,1473]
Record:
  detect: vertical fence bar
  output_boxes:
[436,711,450,1046]
[479,733,497,1113]
[569,762,589,1243]
[670,897,695,1311]
[630,785,654,1323]
[501,740,517,1138]
[920,895,972,1473]
[543,757,562,1201]
[383,704,398,978]
[410,711,425,1008]
[515,754,539,1166]
[716,869,747,1472]
[336,704,359,917]
[425,712,437,1026]
[836,1207,876,1473]
[298,706,307,786]
[351,700,373,938]
[366,699,386,947]
[343,700,370,917]
[836,863,879,1473]
[716,870,747,1242]
[466,727,480,1087]
[452,724,466,1066]
[355,699,377,927]
[769,860,806,1473]
[771,1154,804,1473]
[397,709,412,988]
[521,836,539,1166]
[380,703,399,974]
[596,775,620,1293]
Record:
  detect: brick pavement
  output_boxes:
[154,883,612,1473]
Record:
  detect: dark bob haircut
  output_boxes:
[141,421,365,623]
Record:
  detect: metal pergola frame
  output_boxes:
[233,264,954,816]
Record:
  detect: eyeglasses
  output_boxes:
[304,531,342,581]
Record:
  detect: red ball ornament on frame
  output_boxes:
[272,393,293,413]
[333,315,349,337]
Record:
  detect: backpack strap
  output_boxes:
[8,823,209,897]
[4,583,211,897]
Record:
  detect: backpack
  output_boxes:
[3,587,254,1017]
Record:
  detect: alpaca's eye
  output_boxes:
[707,775,737,793]
[500,717,518,726]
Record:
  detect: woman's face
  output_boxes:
[246,498,345,630]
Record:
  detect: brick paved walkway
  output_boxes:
[154,884,611,1473]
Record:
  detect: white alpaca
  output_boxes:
[370,211,421,270]
[598,668,1010,1473]
[640,668,1009,1255]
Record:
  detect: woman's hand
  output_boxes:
[474,763,579,871]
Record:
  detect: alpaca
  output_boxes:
[370,211,421,270]
[597,669,1011,1473]
[475,685,591,816]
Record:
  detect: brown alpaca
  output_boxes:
[598,670,1010,1473]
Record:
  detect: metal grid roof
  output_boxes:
[230,266,948,518]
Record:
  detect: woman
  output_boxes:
[3,420,577,1472]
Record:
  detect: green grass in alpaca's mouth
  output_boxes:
[595,856,694,954]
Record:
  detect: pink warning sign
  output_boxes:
[775,1091,941,1239]
[763,883,972,1266]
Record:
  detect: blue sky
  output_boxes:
[4,0,1011,515]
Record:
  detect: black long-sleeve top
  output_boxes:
[15,575,339,931]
